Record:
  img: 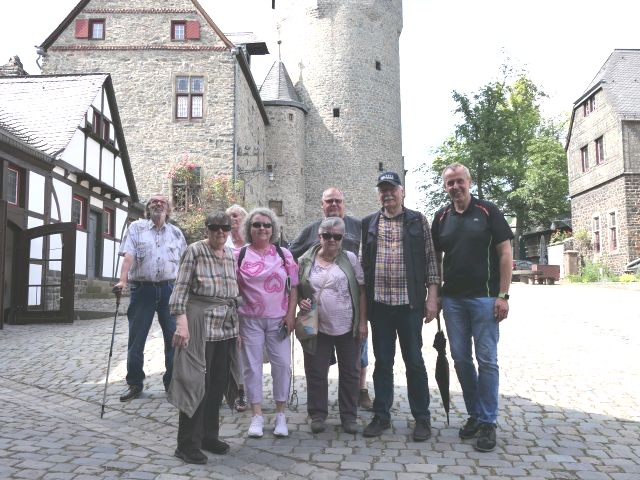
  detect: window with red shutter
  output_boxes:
[75,19,89,39]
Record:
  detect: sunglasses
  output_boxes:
[323,198,343,204]
[207,224,232,232]
[320,233,343,241]
[251,222,273,229]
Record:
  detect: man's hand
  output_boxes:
[494,297,509,322]
[357,319,368,340]
[172,314,190,348]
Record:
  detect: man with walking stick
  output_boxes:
[114,194,187,401]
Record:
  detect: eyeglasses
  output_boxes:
[323,198,343,204]
[207,224,232,232]
[251,222,273,229]
[149,199,167,205]
[320,233,343,241]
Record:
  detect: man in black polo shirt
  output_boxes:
[431,163,513,452]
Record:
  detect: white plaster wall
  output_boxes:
[114,160,128,195]
[52,179,72,222]
[61,129,86,170]
[102,238,116,278]
[115,207,128,242]
[75,230,87,275]
[548,243,564,278]
[86,138,101,178]
[90,196,103,208]
[28,172,45,215]
[102,149,115,186]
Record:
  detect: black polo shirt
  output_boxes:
[431,196,513,298]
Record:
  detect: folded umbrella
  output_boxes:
[432,314,450,425]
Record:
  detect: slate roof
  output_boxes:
[259,61,307,112]
[0,74,107,157]
[577,49,640,119]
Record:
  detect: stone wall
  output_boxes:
[276,0,405,221]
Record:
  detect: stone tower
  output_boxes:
[274,0,405,220]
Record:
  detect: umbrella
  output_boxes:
[432,314,450,425]
[539,235,548,265]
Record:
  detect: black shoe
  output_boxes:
[475,423,497,452]
[119,385,143,402]
[412,418,431,441]
[459,417,480,439]
[174,448,207,464]
[310,419,326,433]
[342,421,359,435]
[363,415,391,437]
[202,438,230,455]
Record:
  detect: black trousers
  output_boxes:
[177,338,233,452]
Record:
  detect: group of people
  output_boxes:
[114,162,513,465]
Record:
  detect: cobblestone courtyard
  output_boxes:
[1,282,639,479]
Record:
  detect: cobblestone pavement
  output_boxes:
[1,282,639,479]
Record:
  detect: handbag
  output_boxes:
[294,303,318,340]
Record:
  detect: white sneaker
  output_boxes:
[248,415,264,438]
[274,412,288,437]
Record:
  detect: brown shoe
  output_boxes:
[358,388,373,410]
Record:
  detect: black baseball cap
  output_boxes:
[376,171,402,187]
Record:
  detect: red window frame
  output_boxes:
[92,110,102,137]
[595,136,604,165]
[103,119,111,142]
[580,145,589,172]
[72,195,87,229]
[104,207,114,237]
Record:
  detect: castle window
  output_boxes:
[288,113,294,121]
[378,162,384,172]
[333,108,340,118]
[375,61,382,71]
[72,195,87,229]
[595,136,604,165]
[582,94,596,117]
[269,200,283,216]
[89,19,105,40]
[175,76,204,120]
[592,216,600,254]
[92,110,102,137]
[580,145,589,172]
[172,21,186,40]
[609,211,617,251]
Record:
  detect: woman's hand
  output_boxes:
[172,314,190,348]
[283,312,295,333]
[298,297,312,311]
[358,318,368,340]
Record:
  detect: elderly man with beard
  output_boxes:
[289,187,373,410]
[115,194,187,401]
[361,172,440,441]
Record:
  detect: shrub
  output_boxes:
[619,273,638,283]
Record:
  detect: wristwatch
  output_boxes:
[498,293,510,300]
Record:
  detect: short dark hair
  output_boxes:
[204,211,231,227]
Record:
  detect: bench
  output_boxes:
[515,265,560,285]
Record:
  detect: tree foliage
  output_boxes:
[417,69,570,257]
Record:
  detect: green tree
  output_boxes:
[417,70,569,258]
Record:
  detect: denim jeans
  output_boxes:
[126,283,176,389]
[370,302,430,421]
[442,296,500,424]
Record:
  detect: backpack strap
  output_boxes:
[274,244,286,267]
[237,246,248,268]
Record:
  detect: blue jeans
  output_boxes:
[126,283,176,389]
[370,302,430,421]
[442,296,500,424]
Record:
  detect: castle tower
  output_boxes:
[259,60,308,239]
[274,0,404,220]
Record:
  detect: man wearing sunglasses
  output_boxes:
[115,194,187,402]
[361,172,440,442]
[289,187,373,410]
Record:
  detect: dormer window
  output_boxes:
[75,19,105,40]
[90,20,105,39]
[583,94,596,117]
[172,21,186,40]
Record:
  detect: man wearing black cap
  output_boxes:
[361,172,440,441]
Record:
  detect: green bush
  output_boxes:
[568,261,617,283]
[619,273,638,283]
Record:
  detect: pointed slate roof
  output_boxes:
[259,61,307,112]
[576,49,640,119]
[0,74,107,156]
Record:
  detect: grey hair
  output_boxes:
[441,162,471,182]
[225,204,248,217]
[318,216,345,233]
[145,193,172,220]
[243,207,280,244]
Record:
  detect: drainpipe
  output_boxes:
[231,47,240,184]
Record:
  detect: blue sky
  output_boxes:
[2,0,638,208]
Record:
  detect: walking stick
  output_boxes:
[288,335,298,410]
[100,285,122,419]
